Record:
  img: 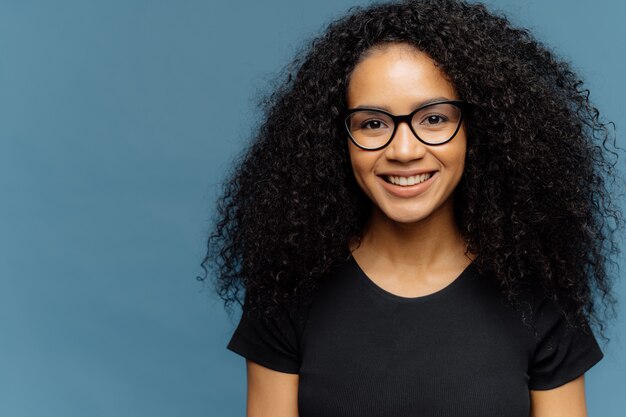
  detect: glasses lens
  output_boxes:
[345,110,394,149]
[411,103,462,144]
[345,103,463,149]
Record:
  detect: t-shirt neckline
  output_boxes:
[349,253,477,304]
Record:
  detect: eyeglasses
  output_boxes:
[342,100,469,150]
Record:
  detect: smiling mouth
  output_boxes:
[381,172,436,186]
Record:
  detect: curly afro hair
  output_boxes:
[199,0,625,344]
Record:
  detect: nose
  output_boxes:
[384,120,427,160]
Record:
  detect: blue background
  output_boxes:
[1,0,624,416]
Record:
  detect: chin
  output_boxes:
[377,202,433,224]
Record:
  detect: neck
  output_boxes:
[350,198,476,269]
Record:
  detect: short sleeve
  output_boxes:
[528,294,604,390]
[226,293,301,374]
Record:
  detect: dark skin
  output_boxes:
[246,43,590,417]
[345,43,477,297]
[346,41,589,417]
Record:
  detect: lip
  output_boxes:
[378,169,438,176]
[378,171,438,198]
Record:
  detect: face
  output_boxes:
[346,43,468,224]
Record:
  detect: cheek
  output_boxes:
[348,145,377,191]
[441,136,467,168]
[347,142,362,175]
[443,146,468,186]
[349,146,372,175]
[348,156,365,191]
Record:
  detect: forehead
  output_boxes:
[346,44,458,110]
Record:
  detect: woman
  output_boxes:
[200,0,624,415]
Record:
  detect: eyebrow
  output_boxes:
[353,96,454,112]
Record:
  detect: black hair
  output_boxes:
[199,0,624,345]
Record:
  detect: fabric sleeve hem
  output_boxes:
[226,331,300,374]
[528,346,604,391]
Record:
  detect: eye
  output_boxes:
[421,114,448,125]
[361,119,389,130]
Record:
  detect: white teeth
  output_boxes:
[386,172,433,186]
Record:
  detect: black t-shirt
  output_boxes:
[226,254,604,417]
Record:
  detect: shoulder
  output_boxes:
[521,287,604,390]
[226,282,324,374]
